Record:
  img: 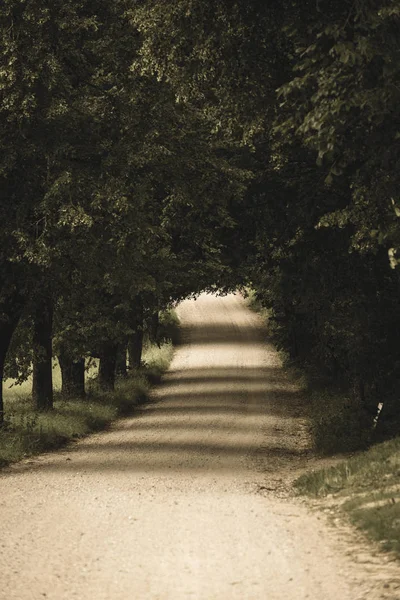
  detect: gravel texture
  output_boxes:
[1,292,399,599]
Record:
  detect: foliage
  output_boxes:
[1,0,400,451]
[243,0,400,446]
[0,0,247,416]
[0,336,174,467]
[276,0,400,261]
[132,1,290,143]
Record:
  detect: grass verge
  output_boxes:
[295,436,400,556]
[0,327,176,468]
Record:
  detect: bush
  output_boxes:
[309,389,372,454]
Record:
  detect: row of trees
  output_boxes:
[132,0,400,440]
[260,0,400,437]
[0,0,247,423]
[2,0,399,442]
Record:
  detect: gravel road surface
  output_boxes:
[1,293,399,599]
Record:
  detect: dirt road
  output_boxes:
[1,293,399,599]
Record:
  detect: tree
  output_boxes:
[1,0,251,412]
[276,0,400,263]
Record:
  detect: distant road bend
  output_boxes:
[0,293,398,599]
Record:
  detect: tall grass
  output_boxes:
[0,329,176,468]
[295,436,400,556]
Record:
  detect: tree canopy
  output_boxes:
[1,0,400,445]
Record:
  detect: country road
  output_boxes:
[1,293,399,599]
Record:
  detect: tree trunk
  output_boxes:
[115,345,128,378]
[0,317,22,425]
[128,328,144,370]
[128,296,144,370]
[32,295,54,411]
[0,274,27,425]
[58,353,85,399]
[98,343,118,391]
[148,311,159,344]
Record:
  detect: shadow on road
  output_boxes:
[4,300,311,477]
[178,322,268,345]
[13,360,310,476]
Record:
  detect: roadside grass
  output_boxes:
[244,287,271,321]
[295,436,400,556]
[246,286,400,556]
[0,316,177,468]
[307,388,372,454]
[245,288,376,454]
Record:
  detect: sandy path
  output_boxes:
[1,293,399,599]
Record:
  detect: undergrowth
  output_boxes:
[307,387,372,454]
[247,287,400,557]
[246,288,369,454]
[244,287,271,321]
[0,326,176,468]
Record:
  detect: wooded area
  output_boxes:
[1,0,399,447]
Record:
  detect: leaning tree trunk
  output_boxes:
[58,353,85,399]
[32,295,54,411]
[98,343,118,392]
